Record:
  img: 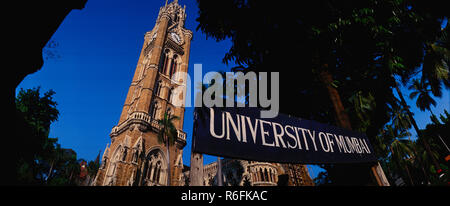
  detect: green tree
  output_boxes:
[46,149,80,186]
[195,0,449,185]
[421,22,450,97]
[418,110,450,183]
[14,87,92,186]
[223,160,244,186]
[407,77,445,175]
[157,111,179,186]
[409,79,437,113]
[196,0,406,185]
[382,125,415,185]
[15,87,59,184]
[42,137,61,183]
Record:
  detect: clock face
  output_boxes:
[171,32,181,44]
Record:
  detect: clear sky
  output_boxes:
[17,0,449,180]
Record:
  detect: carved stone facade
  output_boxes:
[183,159,315,186]
[93,0,192,186]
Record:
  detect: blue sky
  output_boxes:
[17,0,449,180]
[18,0,234,171]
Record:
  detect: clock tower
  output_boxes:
[93,0,192,186]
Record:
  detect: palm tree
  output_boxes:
[194,0,448,185]
[409,78,437,113]
[421,23,450,97]
[407,78,444,177]
[394,82,421,134]
[66,157,80,185]
[45,141,63,183]
[318,67,353,130]
[381,125,415,185]
[415,137,442,181]
[407,22,450,179]
[390,139,415,185]
[157,111,179,186]
[390,103,412,140]
[392,81,433,183]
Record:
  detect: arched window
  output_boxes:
[132,149,138,163]
[152,163,158,182]
[155,161,162,183]
[167,88,173,103]
[158,82,162,96]
[264,168,269,182]
[268,169,272,182]
[167,107,172,117]
[122,147,128,162]
[272,170,276,183]
[113,147,122,162]
[104,146,123,185]
[267,169,272,182]
[107,163,116,177]
[154,81,159,96]
[141,149,167,186]
[160,49,170,74]
[146,162,153,179]
[106,164,116,186]
[169,55,178,79]
[149,101,159,119]
[259,168,264,182]
[154,80,162,97]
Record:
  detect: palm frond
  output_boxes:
[408,90,419,99]
[156,112,180,147]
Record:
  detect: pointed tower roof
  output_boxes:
[94,150,101,165]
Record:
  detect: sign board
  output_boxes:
[192,107,378,164]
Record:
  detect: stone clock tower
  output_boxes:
[94,0,192,186]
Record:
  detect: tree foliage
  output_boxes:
[15,87,99,185]
[195,0,449,185]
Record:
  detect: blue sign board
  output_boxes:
[192,107,378,164]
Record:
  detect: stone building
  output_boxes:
[93,0,192,186]
[184,159,315,186]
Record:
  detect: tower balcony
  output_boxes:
[110,111,186,146]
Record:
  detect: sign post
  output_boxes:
[372,162,390,186]
[191,107,390,186]
[217,157,223,186]
[189,152,204,186]
[189,110,204,186]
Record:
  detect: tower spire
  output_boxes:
[94,150,101,165]
[166,0,179,6]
